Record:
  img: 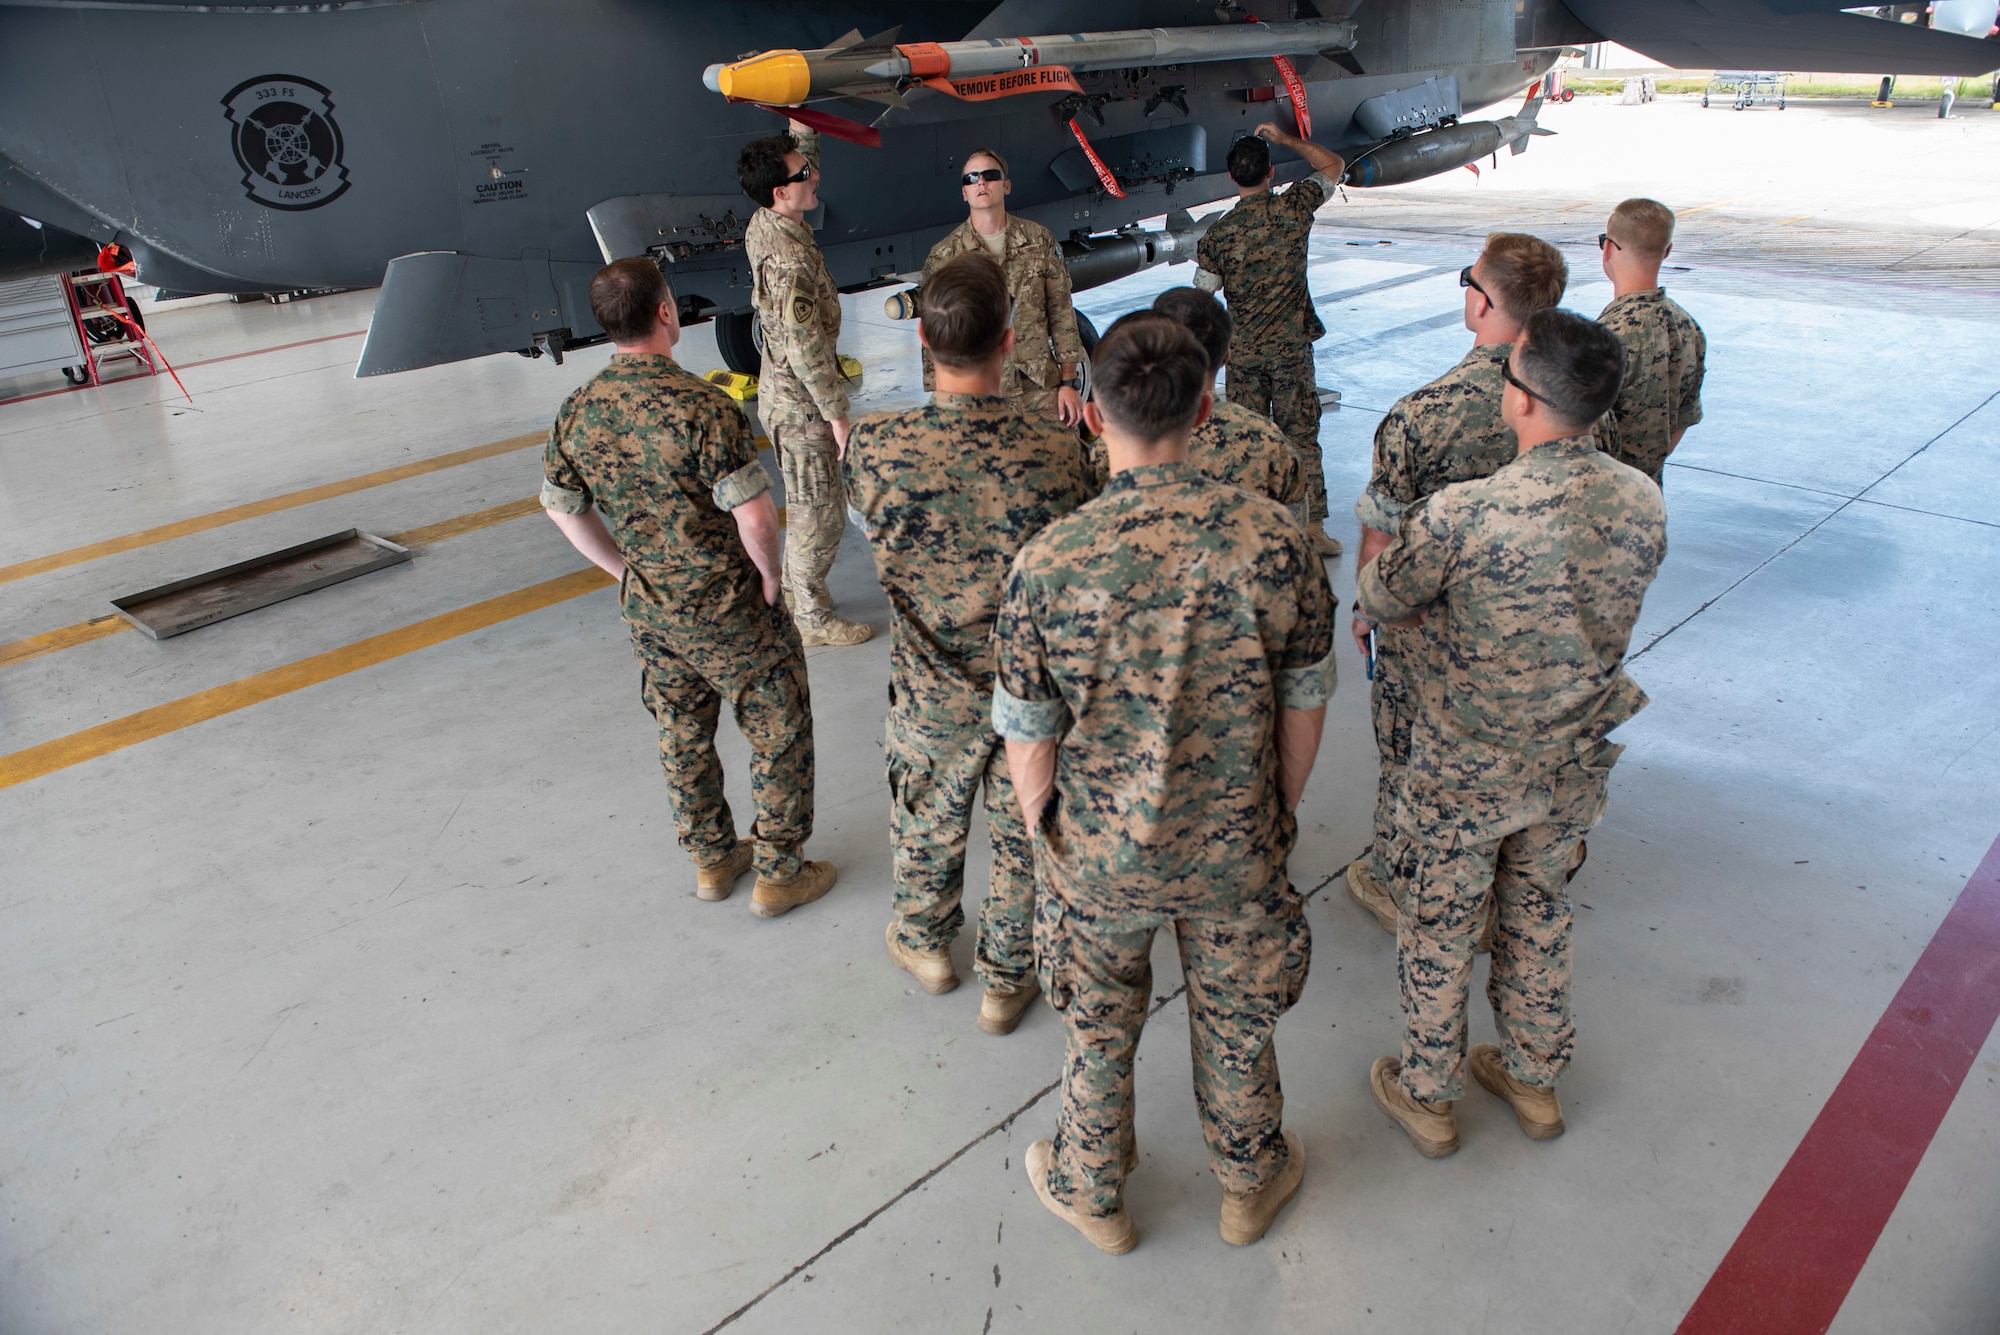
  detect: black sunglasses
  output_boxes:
[961,167,1006,185]
[782,162,817,185]
[1459,265,1488,298]
[1500,360,1559,410]
[1597,232,1622,251]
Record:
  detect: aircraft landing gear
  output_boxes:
[1873,75,1895,107]
[715,310,761,375]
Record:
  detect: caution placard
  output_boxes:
[924,66,1082,101]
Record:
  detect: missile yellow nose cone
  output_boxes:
[717,51,811,105]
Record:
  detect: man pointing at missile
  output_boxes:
[1195,122,1344,557]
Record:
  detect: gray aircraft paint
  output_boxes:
[0,0,1989,374]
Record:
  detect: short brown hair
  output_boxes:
[963,148,1009,177]
[1091,313,1209,442]
[589,258,669,344]
[1151,287,1232,376]
[1480,233,1568,323]
[1608,198,1675,258]
[920,253,1012,367]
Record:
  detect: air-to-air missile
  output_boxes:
[704,19,1358,107]
[1341,92,1554,188]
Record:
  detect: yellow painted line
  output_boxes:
[1679,201,1734,215]
[0,493,550,672]
[0,567,613,791]
[0,615,127,668]
[0,432,544,586]
[1774,214,1813,226]
[387,496,542,547]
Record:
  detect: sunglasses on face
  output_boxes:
[783,162,817,185]
[961,168,1006,185]
[1459,265,1488,298]
[1597,232,1622,251]
[1500,360,1559,411]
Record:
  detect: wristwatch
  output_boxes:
[1060,376,1081,391]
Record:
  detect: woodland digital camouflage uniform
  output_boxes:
[1353,342,1519,895]
[1357,433,1665,1104]
[1595,290,1706,484]
[843,392,1093,990]
[921,217,1087,424]
[993,464,1336,1216]
[1085,398,1305,512]
[745,124,853,625]
[1197,169,1336,522]
[543,352,814,880]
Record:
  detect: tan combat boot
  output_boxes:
[749,859,837,918]
[1469,1044,1566,1140]
[797,615,873,647]
[1219,1130,1306,1246]
[1311,528,1344,558]
[1346,859,1397,934]
[1025,1139,1137,1255]
[1370,1057,1460,1158]
[693,843,754,902]
[885,922,959,994]
[977,977,1040,1034]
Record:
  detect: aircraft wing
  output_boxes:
[1563,0,1999,73]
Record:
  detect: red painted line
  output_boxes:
[1678,833,2000,1335]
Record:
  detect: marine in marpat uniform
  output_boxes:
[994,316,1336,1254]
[1346,233,1570,937]
[1087,286,1305,515]
[739,123,873,648]
[843,254,1093,1032]
[920,148,1088,428]
[1595,197,1707,486]
[1195,122,1346,557]
[1356,309,1665,1158]
[541,259,837,919]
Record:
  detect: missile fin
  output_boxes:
[827,28,865,50]
[1322,50,1366,76]
[854,25,903,50]
[1164,207,1195,234]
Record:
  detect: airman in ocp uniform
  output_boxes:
[995,315,1335,1255]
[739,122,873,648]
[845,253,1093,1032]
[1195,122,1346,557]
[1358,309,1664,1159]
[920,148,1088,428]
[1345,233,1570,937]
[1595,198,1707,487]
[541,259,837,919]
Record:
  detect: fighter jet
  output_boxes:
[0,0,1990,377]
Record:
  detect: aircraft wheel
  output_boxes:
[62,366,84,384]
[1701,93,1709,107]
[715,310,761,375]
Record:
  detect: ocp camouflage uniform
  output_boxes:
[921,217,1087,424]
[1595,289,1706,485]
[844,393,1092,989]
[745,124,853,626]
[993,464,1336,1216]
[1085,399,1304,513]
[543,353,814,880]
[1196,170,1336,522]
[1353,343,1519,895]
[1357,433,1665,1104]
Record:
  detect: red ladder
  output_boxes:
[63,270,158,387]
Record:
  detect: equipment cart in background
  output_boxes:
[1704,71,1787,110]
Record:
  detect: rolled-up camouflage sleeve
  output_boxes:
[1043,236,1087,367]
[1276,536,1338,710]
[713,460,771,511]
[698,393,770,511]
[992,563,1068,742]
[1359,492,1455,624]
[772,266,851,421]
[788,123,820,172]
[540,411,591,515]
[1355,407,1419,534]
[1679,325,1707,428]
[1285,174,1331,220]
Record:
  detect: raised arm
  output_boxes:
[1254,122,1346,183]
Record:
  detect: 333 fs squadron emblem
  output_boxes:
[222,75,350,211]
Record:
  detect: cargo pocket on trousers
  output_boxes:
[1034,892,1075,1013]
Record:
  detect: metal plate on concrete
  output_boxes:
[110,529,411,639]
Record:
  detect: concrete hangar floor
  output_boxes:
[2,97,1997,1334]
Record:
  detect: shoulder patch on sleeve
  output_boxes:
[787,291,817,327]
